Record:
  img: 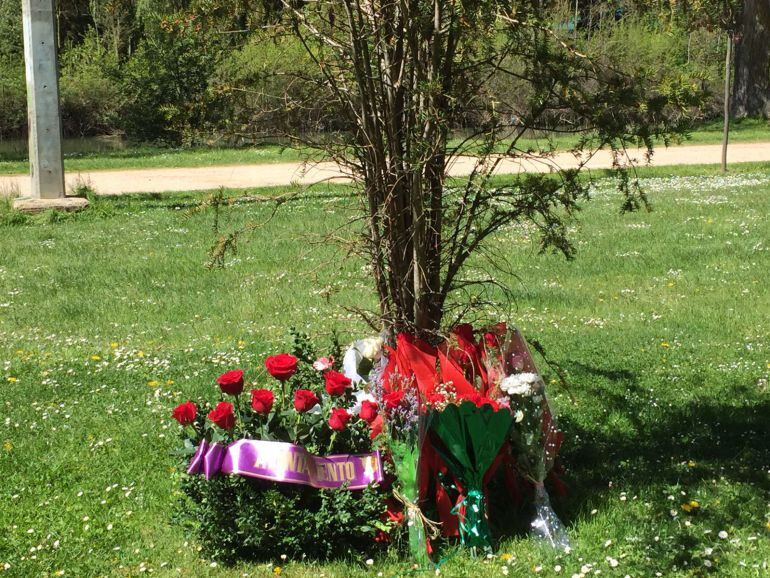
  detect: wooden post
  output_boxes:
[721,32,733,174]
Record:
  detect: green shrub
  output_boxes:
[582,16,723,120]
[0,0,22,62]
[0,61,26,139]
[120,13,220,144]
[178,474,393,563]
[59,33,123,136]
[0,195,28,227]
[213,34,345,138]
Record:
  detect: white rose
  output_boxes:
[356,337,384,360]
[500,372,540,396]
[342,346,365,384]
[343,336,385,384]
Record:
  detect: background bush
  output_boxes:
[119,13,221,144]
[212,34,345,141]
[59,33,123,136]
[0,61,26,140]
[0,1,750,144]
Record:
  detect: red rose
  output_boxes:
[294,389,320,413]
[374,529,390,543]
[208,401,236,430]
[324,370,351,396]
[383,390,405,411]
[385,497,405,524]
[250,388,274,415]
[172,401,197,425]
[369,413,383,439]
[265,353,298,381]
[359,400,379,423]
[328,407,352,431]
[216,369,244,396]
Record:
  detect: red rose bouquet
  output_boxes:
[171,332,393,561]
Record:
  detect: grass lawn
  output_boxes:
[1,118,768,175]
[0,143,309,175]
[451,118,770,154]
[0,164,769,577]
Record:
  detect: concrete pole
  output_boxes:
[15,0,85,211]
[22,0,65,199]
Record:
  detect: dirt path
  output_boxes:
[3,142,770,196]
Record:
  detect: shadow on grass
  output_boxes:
[555,362,770,523]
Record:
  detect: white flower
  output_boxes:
[514,410,524,423]
[343,347,365,383]
[343,337,384,383]
[499,373,541,396]
[357,337,384,360]
[718,530,728,539]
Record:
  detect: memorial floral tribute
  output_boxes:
[375,323,569,558]
[172,333,396,562]
[172,324,568,562]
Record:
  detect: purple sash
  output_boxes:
[187,439,383,490]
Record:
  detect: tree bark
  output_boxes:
[732,0,770,118]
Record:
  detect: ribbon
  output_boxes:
[392,488,442,540]
[450,489,490,551]
[186,440,227,480]
[187,439,383,490]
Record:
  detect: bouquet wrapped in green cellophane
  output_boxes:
[428,401,513,553]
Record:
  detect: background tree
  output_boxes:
[256,0,701,339]
[732,0,770,118]
[0,0,742,144]
[681,0,741,171]
[89,0,138,60]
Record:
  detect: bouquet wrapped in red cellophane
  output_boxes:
[373,322,569,558]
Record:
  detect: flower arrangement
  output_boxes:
[172,332,396,562]
[172,324,568,563]
[370,324,569,557]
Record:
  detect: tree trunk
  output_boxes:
[732,0,770,118]
[723,32,733,173]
